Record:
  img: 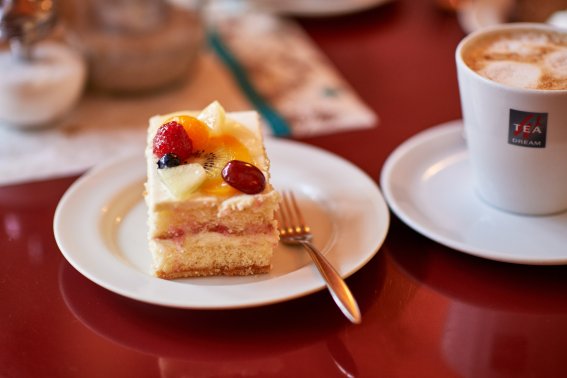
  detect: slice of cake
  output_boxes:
[144,101,279,279]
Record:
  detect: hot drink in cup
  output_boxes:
[456,24,567,215]
[463,29,567,90]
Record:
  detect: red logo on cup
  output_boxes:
[508,109,547,148]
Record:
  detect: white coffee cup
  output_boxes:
[456,23,567,215]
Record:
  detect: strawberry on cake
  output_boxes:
[144,101,279,279]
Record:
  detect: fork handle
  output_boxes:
[300,241,362,324]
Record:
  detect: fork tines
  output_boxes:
[277,190,310,237]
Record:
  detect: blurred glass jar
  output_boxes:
[60,0,204,94]
[0,0,87,129]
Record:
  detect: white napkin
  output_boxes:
[0,126,144,186]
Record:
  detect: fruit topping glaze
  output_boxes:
[152,102,267,199]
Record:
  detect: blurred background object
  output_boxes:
[59,0,204,94]
[454,0,567,34]
[0,0,57,59]
[435,0,471,12]
[0,0,86,128]
[510,0,567,22]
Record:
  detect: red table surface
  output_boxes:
[2,1,567,377]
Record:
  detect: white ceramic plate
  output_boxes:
[380,120,567,265]
[54,138,389,309]
[260,0,393,17]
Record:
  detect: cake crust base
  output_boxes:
[155,264,271,279]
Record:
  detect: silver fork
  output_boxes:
[276,190,361,324]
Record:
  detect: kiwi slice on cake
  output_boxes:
[190,135,253,196]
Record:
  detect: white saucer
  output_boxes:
[54,138,389,309]
[380,120,567,265]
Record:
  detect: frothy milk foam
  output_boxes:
[463,29,567,90]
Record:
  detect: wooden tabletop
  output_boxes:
[2,0,567,377]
